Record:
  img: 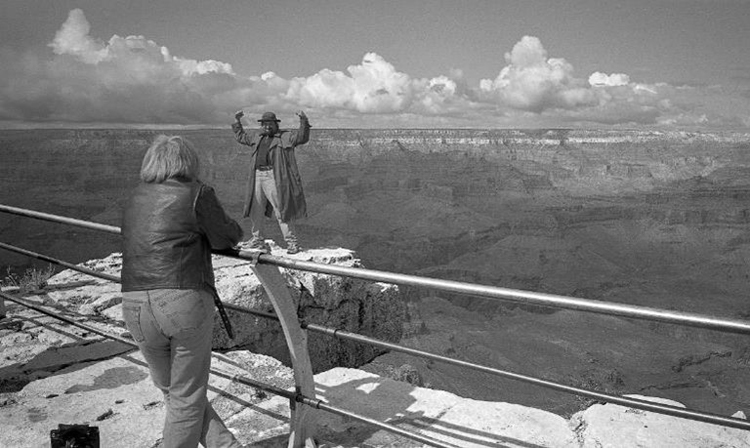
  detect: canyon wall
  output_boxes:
[3,128,749,283]
[2,128,750,417]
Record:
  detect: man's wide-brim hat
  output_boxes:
[258,112,281,123]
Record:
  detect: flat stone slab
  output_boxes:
[2,250,748,447]
[571,395,750,448]
[1,353,165,448]
[309,367,577,447]
[0,349,296,448]
[2,347,750,447]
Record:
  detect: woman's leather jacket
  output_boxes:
[121,178,243,292]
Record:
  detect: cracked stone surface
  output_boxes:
[3,255,750,446]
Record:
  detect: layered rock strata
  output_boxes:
[3,128,750,434]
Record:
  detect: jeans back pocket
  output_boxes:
[151,289,212,337]
[122,302,146,343]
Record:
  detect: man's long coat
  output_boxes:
[232,120,310,221]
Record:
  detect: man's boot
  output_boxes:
[287,241,301,255]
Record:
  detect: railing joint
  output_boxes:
[294,386,304,403]
[240,249,263,267]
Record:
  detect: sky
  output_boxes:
[1,0,749,130]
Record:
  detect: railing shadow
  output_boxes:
[314,375,548,448]
[1,310,286,427]
[4,203,750,444]
[0,314,133,392]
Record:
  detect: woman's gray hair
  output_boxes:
[140,135,201,183]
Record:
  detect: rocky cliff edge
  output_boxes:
[1,247,748,447]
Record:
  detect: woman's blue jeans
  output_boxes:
[122,289,242,448]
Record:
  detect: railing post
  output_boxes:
[0,291,5,320]
[249,261,318,448]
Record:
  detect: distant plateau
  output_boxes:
[2,127,750,417]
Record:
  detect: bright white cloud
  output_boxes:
[0,9,244,124]
[417,76,459,113]
[589,72,630,87]
[49,9,107,64]
[0,9,742,129]
[479,36,597,112]
[174,57,234,76]
[474,36,695,127]
[51,9,234,77]
[289,69,355,108]
[287,53,416,113]
[349,53,413,113]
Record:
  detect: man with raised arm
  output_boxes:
[232,110,311,254]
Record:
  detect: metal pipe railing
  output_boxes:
[208,353,459,448]
[0,204,120,234]
[263,255,750,334]
[3,203,750,334]
[0,241,119,283]
[241,307,750,431]
[0,290,135,346]
[0,291,456,448]
[2,240,750,431]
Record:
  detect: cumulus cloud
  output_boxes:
[286,53,473,117]
[0,9,242,125]
[0,9,741,129]
[589,72,630,87]
[50,9,234,76]
[479,36,597,112]
[49,8,107,64]
[348,53,413,112]
[0,9,470,126]
[473,37,698,127]
[287,53,414,113]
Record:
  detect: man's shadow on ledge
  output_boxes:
[303,375,546,448]
[2,291,545,447]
